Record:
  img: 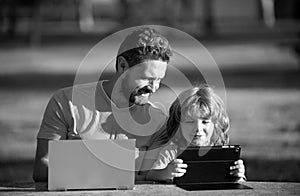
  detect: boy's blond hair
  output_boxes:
[166,85,230,147]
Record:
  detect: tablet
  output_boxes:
[174,145,241,184]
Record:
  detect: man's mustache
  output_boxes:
[136,85,153,95]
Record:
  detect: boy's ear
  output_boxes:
[117,56,129,73]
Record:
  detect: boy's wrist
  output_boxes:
[236,175,247,182]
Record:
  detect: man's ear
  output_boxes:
[117,56,129,73]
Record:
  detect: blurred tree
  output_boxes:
[0,0,39,37]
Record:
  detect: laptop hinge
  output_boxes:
[117,186,134,190]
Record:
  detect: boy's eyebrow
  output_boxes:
[189,112,211,120]
[201,116,211,120]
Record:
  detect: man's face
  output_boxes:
[122,60,167,106]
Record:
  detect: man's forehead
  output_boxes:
[133,60,167,77]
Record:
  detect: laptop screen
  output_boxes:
[48,139,135,191]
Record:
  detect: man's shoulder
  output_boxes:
[53,82,100,100]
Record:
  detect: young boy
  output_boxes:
[144,85,246,181]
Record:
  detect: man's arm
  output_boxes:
[32,90,70,182]
[32,139,49,182]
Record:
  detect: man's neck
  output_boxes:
[102,79,114,100]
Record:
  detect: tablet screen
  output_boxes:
[175,145,241,184]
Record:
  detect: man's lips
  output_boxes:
[136,86,153,96]
[140,93,150,97]
[137,86,152,94]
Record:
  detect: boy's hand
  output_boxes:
[230,159,246,181]
[163,159,187,181]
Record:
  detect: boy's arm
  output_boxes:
[146,168,169,181]
[33,139,49,182]
[146,159,187,182]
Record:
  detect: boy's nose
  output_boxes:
[195,128,205,136]
[196,121,205,135]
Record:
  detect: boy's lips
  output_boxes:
[193,135,205,140]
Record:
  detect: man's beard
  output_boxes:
[129,85,153,106]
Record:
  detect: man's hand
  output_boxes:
[33,139,49,182]
[162,159,188,181]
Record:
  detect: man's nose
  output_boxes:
[151,80,160,93]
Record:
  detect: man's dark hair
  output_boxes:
[116,27,172,71]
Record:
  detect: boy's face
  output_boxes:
[180,117,214,146]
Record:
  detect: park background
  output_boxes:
[0,0,299,183]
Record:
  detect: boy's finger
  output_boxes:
[230,167,245,173]
[172,172,185,178]
[234,160,243,165]
[173,159,183,164]
[230,170,240,176]
[230,164,244,170]
[230,166,237,170]
[175,168,186,173]
[230,168,245,176]
[177,163,188,168]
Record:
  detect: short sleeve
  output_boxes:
[151,143,178,170]
[37,91,69,140]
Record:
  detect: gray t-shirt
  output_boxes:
[37,81,168,171]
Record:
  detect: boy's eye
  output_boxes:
[202,120,211,124]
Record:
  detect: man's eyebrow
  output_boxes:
[143,76,162,80]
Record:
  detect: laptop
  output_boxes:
[174,145,252,191]
[48,139,135,191]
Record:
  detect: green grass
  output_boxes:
[0,88,299,182]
